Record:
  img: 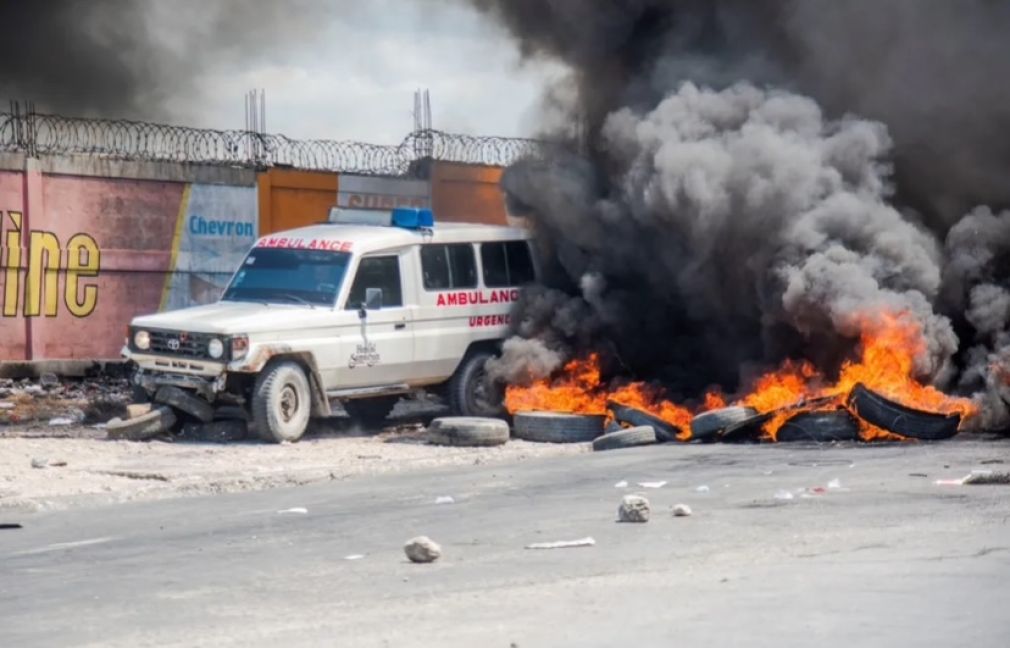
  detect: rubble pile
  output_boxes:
[0,374,130,430]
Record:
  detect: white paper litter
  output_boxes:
[525,537,596,550]
[827,478,843,489]
[48,417,73,426]
[773,490,795,500]
[277,507,308,514]
[344,554,365,560]
[637,481,667,489]
[614,480,628,488]
[435,496,455,504]
[695,485,711,493]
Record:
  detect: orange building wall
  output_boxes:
[430,162,507,225]
[258,168,339,235]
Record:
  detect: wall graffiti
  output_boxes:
[0,210,100,318]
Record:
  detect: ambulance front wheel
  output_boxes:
[448,349,505,418]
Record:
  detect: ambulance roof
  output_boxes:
[255,221,531,255]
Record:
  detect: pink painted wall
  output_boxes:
[0,170,26,361]
[0,166,256,362]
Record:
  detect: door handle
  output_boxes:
[394,323,407,330]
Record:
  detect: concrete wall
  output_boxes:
[0,154,507,363]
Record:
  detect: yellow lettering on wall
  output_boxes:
[64,233,100,317]
[3,211,22,317]
[25,230,60,317]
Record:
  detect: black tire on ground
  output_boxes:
[427,417,510,447]
[777,410,860,442]
[213,405,250,422]
[106,406,177,441]
[592,425,657,451]
[179,419,248,443]
[513,411,606,443]
[607,402,682,442]
[690,406,758,442]
[251,361,312,443]
[719,412,773,443]
[154,385,214,422]
[343,396,399,427]
[448,349,505,418]
[846,383,961,440]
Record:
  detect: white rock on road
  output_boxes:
[618,494,651,523]
[672,503,693,517]
[404,536,442,563]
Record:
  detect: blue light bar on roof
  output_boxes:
[391,207,434,229]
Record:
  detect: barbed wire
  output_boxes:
[0,110,544,176]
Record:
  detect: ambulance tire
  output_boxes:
[252,361,312,443]
[448,350,505,418]
[343,396,399,428]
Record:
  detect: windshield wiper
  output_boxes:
[277,293,316,308]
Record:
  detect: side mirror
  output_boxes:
[359,288,383,319]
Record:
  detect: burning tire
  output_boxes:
[513,411,606,443]
[154,385,214,423]
[428,417,510,447]
[777,410,859,442]
[592,425,657,451]
[106,406,177,441]
[690,406,758,441]
[252,361,312,443]
[607,403,683,442]
[719,412,772,443]
[847,383,961,440]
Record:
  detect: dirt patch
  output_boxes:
[0,421,587,512]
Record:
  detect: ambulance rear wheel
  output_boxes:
[448,350,505,418]
[252,361,311,443]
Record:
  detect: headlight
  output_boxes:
[230,335,249,361]
[134,330,151,350]
[207,338,225,359]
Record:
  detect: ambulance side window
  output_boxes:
[480,241,534,287]
[421,244,477,290]
[345,256,403,309]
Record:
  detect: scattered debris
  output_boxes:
[909,472,929,478]
[0,523,23,530]
[525,537,596,550]
[774,490,795,500]
[980,459,1005,465]
[672,503,693,517]
[126,403,152,419]
[827,478,843,490]
[434,496,455,504]
[344,554,365,560]
[614,480,628,488]
[404,536,442,563]
[964,471,1010,485]
[935,477,968,486]
[30,457,48,469]
[618,494,651,523]
[50,460,67,467]
[696,485,711,493]
[48,417,74,426]
[39,373,59,387]
[637,480,667,489]
[178,420,248,443]
[0,402,14,410]
[277,507,308,514]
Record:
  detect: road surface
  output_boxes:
[2,439,1009,647]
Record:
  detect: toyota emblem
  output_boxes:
[167,339,181,351]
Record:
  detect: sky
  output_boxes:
[155,1,562,144]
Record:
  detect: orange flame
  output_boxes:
[505,311,978,443]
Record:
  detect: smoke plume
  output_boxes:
[0,1,322,120]
[470,0,1010,426]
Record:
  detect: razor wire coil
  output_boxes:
[0,110,543,175]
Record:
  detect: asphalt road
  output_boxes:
[2,438,1009,648]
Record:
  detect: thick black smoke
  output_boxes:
[474,0,1010,425]
[0,1,322,120]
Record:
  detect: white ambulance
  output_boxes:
[123,208,536,442]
